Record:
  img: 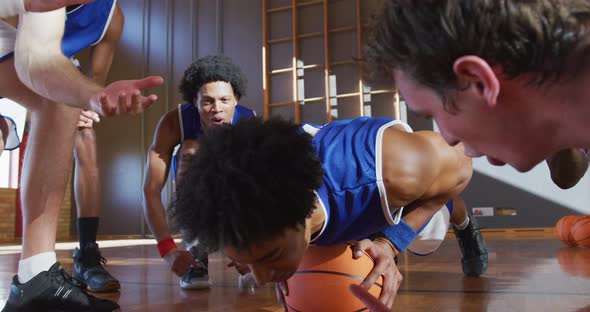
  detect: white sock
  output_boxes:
[454,216,470,231]
[18,252,57,284]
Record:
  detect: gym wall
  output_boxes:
[88,0,588,236]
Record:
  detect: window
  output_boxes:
[262,0,402,124]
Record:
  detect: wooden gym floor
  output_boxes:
[0,230,588,311]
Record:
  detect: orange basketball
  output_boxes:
[285,244,383,312]
[555,216,580,246]
[571,216,590,248]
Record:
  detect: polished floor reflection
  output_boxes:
[0,231,589,311]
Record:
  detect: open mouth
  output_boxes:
[210,117,225,125]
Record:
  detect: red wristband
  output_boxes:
[157,237,178,257]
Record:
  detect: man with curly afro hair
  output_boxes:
[142,55,255,290]
[173,115,482,310]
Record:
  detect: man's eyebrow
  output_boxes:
[200,94,231,99]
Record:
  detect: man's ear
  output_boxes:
[453,56,499,108]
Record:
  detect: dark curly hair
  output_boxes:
[178,55,248,103]
[365,0,590,97]
[171,117,324,251]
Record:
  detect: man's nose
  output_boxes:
[211,100,223,112]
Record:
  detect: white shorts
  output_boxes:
[0,19,16,62]
[407,203,452,256]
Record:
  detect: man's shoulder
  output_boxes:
[155,107,182,137]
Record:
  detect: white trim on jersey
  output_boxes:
[66,4,85,14]
[177,104,185,142]
[309,190,329,244]
[375,119,414,226]
[301,124,321,137]
[91,0,117,46]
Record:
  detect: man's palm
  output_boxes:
[92,76,163,117]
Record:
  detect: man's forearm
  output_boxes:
[15,9,102,110]
[16,53,102,110]
[143,192,174,242]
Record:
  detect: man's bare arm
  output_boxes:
[143,111,181,242]
[86,4,123,86]
[14,8,163,116]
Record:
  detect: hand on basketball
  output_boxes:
[90,76,164,117]
[352,239,402,309]
[274,281,289,312]
[163,248,200,277]
[77,110,100,128]
[349,284,392,312]
[24,0,95,12]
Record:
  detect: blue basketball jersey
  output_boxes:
[306,117,454,247]
[306,117,411,245]
[170,103,256,181]
[62,0,117,57]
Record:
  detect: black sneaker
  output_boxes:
[1,262,120,312]
[453,215,488,276]
[179,245,210,290]
[73,243,120,293]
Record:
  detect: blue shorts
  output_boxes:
[62,0,117,57]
